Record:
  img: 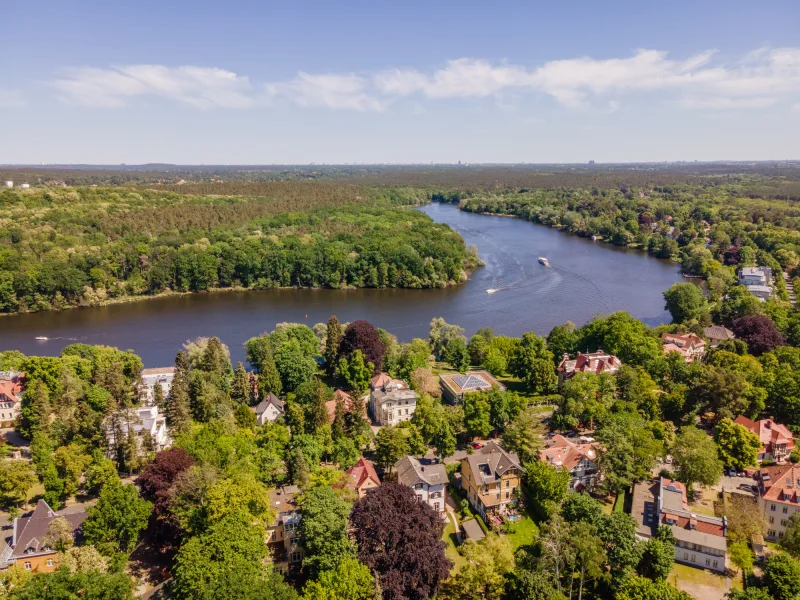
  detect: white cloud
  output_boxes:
[265,72,385,111]
[53,65,255,108]
[50,47,800,113]
[0,90,24,108]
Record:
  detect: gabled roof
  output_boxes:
[0,373,24,404]
[465,440,521,484]
[758,463,800,504]
[558,351,621,376]
[370,372,393,390]
[395,456,446,487]
[734,416,794,450]
[255,392,284,416]
[662,332,705,349]
[703,325,735,341]
[540,435,599,471]
[346,457,380,490]
[9,500,87,559]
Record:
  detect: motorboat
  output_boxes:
[538,257,551,267]
[35,336,49,340]
[486,288,498,294]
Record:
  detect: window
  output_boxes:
[506,492,510,499]
[46,559,54,568]
[414,483,423,490]
[683,553,689,560]
[705,558,711,566]
[434,503,440,511]
[691,554,696,563]
[290,552,302,563]
[713,560,718,568]
[772,504,777,511]
[783,520,789,526]
[506,480,510,488]
[23,562,31,570]
[784,506,789,514]
[770,517,775,524]
[290,537,298,546]
[769,529,776,537]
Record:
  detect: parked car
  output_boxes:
[471,442,484,450]
[726,468,737,477]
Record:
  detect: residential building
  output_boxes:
[734,416,794,463]
[346,457,381,498]
[105,405,170,457]
[540,435,601,491]
[557,350,621,384]
[20,184,30,189]
[460,440,522,523]
[439,370,506,404]
[739,267,774,301]
[661,333,706,363]
[756,463,800,540]
[630,478,726,573]
[139,367,175,405]
[0,371,24,428]
[0,500,87,573]
[369,377,418,426]
[325,389,368,425]
[394,456,447,514]
[266,485,303,575]
[254,392,285,425]
[3,181,12,188]
[703,325,735,348]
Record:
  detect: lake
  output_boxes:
[0,203,683,366]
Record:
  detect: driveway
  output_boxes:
[718,475,756,496]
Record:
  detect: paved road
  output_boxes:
[719,474,757,496]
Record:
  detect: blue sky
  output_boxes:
[3,0,799,164]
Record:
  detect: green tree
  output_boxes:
[429,318,465,360]
[325,315,344,377]
[616,576,693,600]
[523,461,569,521]
[443,534,514,600]
[482,347,507,377]
[463,392,492,439]
[663,283,708,324]
[714,418,761,470]
[374,426,410,471]
[672,426,723,489]
[231,362,249,405]
[637,526,675,581]
[444,337,471,372]
[780,514,800,558]
[299,486,355,579]
[167,351,192,435]
[9,568,134,600]
[53,443,92,499]
[502,405,545,463]
[510,332,557,394]
[275,339,317,392]
[729,541,755,575]
[338,350,373,396]
[301,556,377,600]
[0,461,36,509]
[42,516,75,552]
[763,553,800,600]
[82,479,152,555]
[597,412,664,494]
[172,510,297,600]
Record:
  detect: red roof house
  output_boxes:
[734,416,794,463]
[345,457,380,498]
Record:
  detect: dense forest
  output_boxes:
[0,185,475,314]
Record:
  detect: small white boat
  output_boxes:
[35,336,49,341]
[486,288,498,294]
[538,257,551,267]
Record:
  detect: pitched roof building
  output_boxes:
[0,500,87,573]
[266,485,303,576]
[0,371,24,428]
[255,392,285,425]
[703,325,735,347]
[439,370,505,404]
[460,440,522,523]
[734,416,794,463]
[540,435,601,491]
[369,378,418,426]
[139,367,175,405]
[661,332,706,363]
[630,478,727,572]
[557,350,621,384]
[346,457,381,498]
[395,456,447,513]
[756,463,800,540]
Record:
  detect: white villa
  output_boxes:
[369,374,418,426]
[105,405,170,456]
[394,456,447,514]
[139,367,175,405]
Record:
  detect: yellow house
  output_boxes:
[460,440,522,524]
[265,486,303,576]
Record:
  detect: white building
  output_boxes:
[739,266,774,301]
[369,374,418,426]
[255,392,285,425]
[3,181,12,188]
[394,456,447,514]
[139,367,175,405]
[20,183,30,189]
[106,405,170,456]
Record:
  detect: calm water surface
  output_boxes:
[0,204,682,366]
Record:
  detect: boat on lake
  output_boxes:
[538,257,551,267]
[35,336,48,341]
[486,288,498,294]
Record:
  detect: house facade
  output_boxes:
[266,486,303,576]
[439,370,506,404]
[460,441,522,522]
[255,392,285,425]
[739,267,774,300]
[734,416,794,463]
[540,435,601,491]
[557,351,621,385]
[0,371,24,428]
[394,456,446,514]
[105,405,170,457]
[369,376,418,426]
[139,367,175,405]
[0,500,87,573]
[346,457,381,498]
[756,463,800,540]
[703,326,735,348]
[661,333,706,363]
[630,478,727,573]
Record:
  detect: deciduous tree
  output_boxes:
[714,418,761,470]
[672,426,723,489]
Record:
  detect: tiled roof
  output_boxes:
[465,440,521,485]
[703,325,735,341]
[395,456,446,487]
[758,463,800,503]
[370,373,393,390]
[540,435,599,471]
[734,416,794,452]
[7,500,87,559]
[558,351,621,376]
[346,457,380,490]
[255,392,284,416]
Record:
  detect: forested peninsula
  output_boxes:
[0,185,477,314]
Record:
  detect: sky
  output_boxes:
[2,0,800,164]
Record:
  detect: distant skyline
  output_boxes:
[3,0,799,164]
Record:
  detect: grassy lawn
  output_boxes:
[443,520,466,573]
[504,516,539,552]
[668,562,729,590]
